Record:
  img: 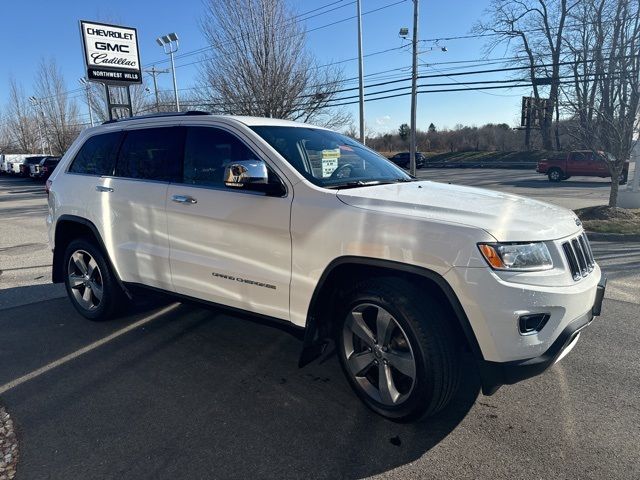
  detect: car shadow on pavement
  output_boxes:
[1,293,479,480]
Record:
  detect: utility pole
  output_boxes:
[356,0,365,145]
[28,96,45,154]
[409,0,419,176]
[78,77,94,127]
[145,66,169,112]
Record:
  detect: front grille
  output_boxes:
[562,233,595,281]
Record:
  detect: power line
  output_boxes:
[148,0,407,70]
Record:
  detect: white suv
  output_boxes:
[47,112,605,420]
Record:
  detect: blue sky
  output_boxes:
[0,0,534,133]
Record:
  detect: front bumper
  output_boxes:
[479,276,606,395]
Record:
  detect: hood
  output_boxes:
[336,181,581,241]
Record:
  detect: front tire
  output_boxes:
[548,168,563,182]
[336,278,461,421]
[63,238,126,321]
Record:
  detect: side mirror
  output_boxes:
[223,160,284,196]
[224,160,268,188]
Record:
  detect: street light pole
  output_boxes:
[169,51,179,112]
[356,0,365,145]
[156,33,180,112]
[78,77,94,127]
[409,0,419,177]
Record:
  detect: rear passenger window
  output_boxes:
[69,132,122,175]
[115,127,183,182]
[183,127,258,187]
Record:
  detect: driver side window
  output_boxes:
[183,127,258,187]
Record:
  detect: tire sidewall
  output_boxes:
[63,238,118,321]
[336,286,436,421]
[548,169,562,181]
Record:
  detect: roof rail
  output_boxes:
[102,110,210,125]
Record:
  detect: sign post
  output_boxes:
[79,20,142,120]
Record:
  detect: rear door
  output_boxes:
[93,126,184,291]
[166,125,292,320]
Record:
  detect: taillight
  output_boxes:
[43,166,49,173]
[45,179,52,196]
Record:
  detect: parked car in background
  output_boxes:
[1,154,29,175]
[388,151,426,169]
[30,156,61,180]
[537,150,629,183]
[19,155,48,177]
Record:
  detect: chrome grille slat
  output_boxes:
[578,234,594,270]
[572,238,588,275]
[562,242,581,280]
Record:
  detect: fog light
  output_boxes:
[518,313,550,335]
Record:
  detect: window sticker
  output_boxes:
[321,148,340,177]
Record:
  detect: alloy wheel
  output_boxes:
[342,303,417,406]
[67,250,104,310]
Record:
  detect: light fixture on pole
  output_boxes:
[78,77,94,127]
[28,96,47,154]
[156,33,180,112]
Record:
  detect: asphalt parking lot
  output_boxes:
[1,171,639,479]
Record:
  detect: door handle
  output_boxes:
[172,194,197,204]
[96,186,114,193]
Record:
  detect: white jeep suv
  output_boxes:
[47,112,605,420]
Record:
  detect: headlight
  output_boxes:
[478,242,553,271]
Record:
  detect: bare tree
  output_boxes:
[476,0,576,151]
[34,60,82,155]
[5,78,40,152]
[198,0,350,128]
[563,0,640,207]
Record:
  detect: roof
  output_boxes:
[101,111,324,129]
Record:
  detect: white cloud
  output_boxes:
[375,115,391,126]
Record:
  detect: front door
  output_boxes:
[166,126,292,321]
[567,151,588,175]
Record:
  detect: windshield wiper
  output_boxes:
[328,178,412,189]
[327,180,387,189]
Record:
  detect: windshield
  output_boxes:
[251,126,411,188]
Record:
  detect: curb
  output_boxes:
[585,231,640,242]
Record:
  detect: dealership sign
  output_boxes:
[80,20,142,84]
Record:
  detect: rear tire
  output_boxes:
[63,238,127,321]
[548,168,563,182]
[336,278,461,421]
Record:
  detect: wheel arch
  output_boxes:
[52,215,131,298]
[299,256,485,367]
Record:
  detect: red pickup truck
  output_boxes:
[537,150,628,184]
